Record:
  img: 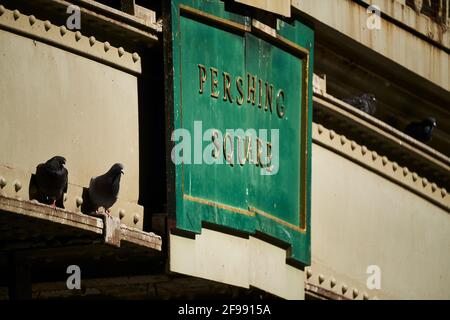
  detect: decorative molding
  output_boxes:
[312,123,450,212]
[305,267,372,300]
[314,91,450,169]
[0,4,141,75]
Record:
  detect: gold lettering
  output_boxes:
[259,142,272,168]
[263,142,274,172]
[198,64,207,94]
[265,83,274,113]
[197,64,286,118]
[276,89,285,118]
[256,138,263,166]
[212,130,220,159]
[236,135,246,165]
[223,133,234,166]
[236,77,244,105]
[266,142,272,168]
[258,79,263,108]
[223,72,233,103]
[247,73,256,105]
[244,136,254,164]
[210,67,219,98]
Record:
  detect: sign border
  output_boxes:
[179,4,310,233]
[165,1,314,266]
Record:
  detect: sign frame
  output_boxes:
[164,0,314,267]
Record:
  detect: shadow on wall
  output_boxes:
[138,45,167,232]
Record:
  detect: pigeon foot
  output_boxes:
[95,209,112,218]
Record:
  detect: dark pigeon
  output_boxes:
[405,117,437,143]
[88,163,124,216]
[343,93,377,115]
[35,156,68,209]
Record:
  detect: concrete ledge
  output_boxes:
[0,195,103,235]
[313,90,450,191]
[121,224,162,251]
[0,195,162,251]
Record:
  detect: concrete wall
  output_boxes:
[0,8,143,229]
[308,124,450,299]
[291,0,450,92]
[170,229,305,300]
[235,0,291,16]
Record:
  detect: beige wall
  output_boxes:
[170,229,304,300]
[0,21,143,228]
[292,0,450,92]
[310,142,450,299]
[361,0,450,49]
[235,0,291,16]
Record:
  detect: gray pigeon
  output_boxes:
[88,163,124,216]
[35,156,68,209]
[405,117,437,143]
[343,93,377,115]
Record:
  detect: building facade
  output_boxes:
[0,0,449,300]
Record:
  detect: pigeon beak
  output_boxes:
[121,170,124,175]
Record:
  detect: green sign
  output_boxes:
[167,0,313,266]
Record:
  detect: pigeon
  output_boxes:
[35,156,68,209]
[343,93,377,115]
[405,117,437,143]
[88,163,124,216]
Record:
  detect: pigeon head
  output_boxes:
[363,93,376,103]
[47,156,66,169]
[424,117,437,128]
[108,163,124,176]
[423,117,437,135]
